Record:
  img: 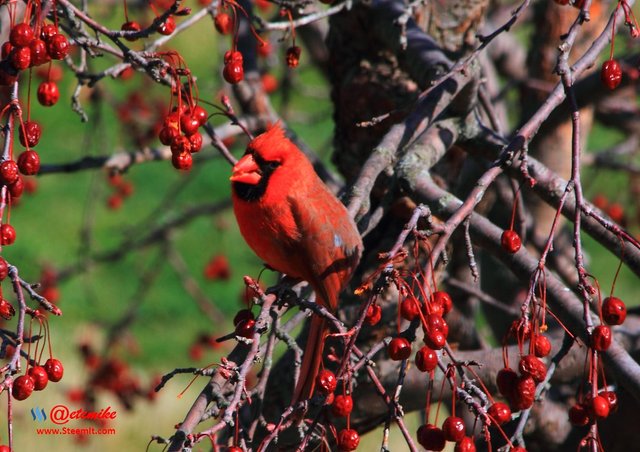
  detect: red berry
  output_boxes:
[316,369,337,395]
[47,34,70,60]
[261,73,278,93]
[28,366,49,391]
[227,447,242,452]
[533,334,552,358]
[44,358,64,382]
[12,375,34,400]
[159,125,179,145]
[10,46,31,71]
[189,132,203,153]
[518,355,547,383]
[590,395,610,419]
[158,16,176,35]
[388,337,411,360]
[415,346,438,372]
[121,21,142,41]
[0,444,9,452]
[180,113,200,136]
[10,23,34,47]
[606,203,625,224]
[0,224,16,245]
[591,325,612,351]
[432,291,453,315]
[0,298,15,320]
[286,45,301,68]
[223,51,244,84]
[234,318,255,338]
[424,329,446,350]
[601,59,622,90]
[233,309,254,326]
[17,150,40,175]
[107,194,123,210]
[19,121,42,147]
[40,24,58,42]
[337,428,360,451]
[509,376,536,411]
[501,230,521,253]
[331,394,353,417]
[425,314,449,337]
[442,416,465,442]
[1,42,12,59]
[454,437,476,452]
[400,296,421,320]
[365,304,381,325]
[214,13,233,35]
[171,151,192,171]
[37,81,60,106]
[487,402,511,425]
[170,135,192,154]
[191,105,208,126]
[0,160,19,184]
[417,424,445,451]
[569,403,590,426]
[0,257,8,280]
[8,175,23,199]
[29,39,49,66]
[602,296,626,325]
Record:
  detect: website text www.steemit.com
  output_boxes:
[36,427,117,436]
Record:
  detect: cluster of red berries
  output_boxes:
[12,358,63,401]
[592,193,627,226]
[105,173,134,210]
[159,102,208,171]
[120,0,183,42]
[0,20,70,88]
[417,416,475,451]
[0,258,15,321]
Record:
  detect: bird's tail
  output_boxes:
[292,315,328,405]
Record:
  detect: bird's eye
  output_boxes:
[266,161,280,170]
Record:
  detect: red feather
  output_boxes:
[231,125,362,403]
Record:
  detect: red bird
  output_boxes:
[230,125,362,403]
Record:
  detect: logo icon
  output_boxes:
[31,407,47,422]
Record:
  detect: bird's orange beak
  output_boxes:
[230,154,262,185]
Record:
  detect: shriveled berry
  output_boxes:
[44,358,64,382]
[10,46,31,71]
[601,59,622,90]
[189,132,203,153]
[12,375,35,400]
[487,402,511,425]
[364,304,381,326]
[569,403,590,426]
[591,325,612,351]
[47,34,70,60]
[518,355,547,383]
[19,121,42,147]
[417,424,445,451]
[40,24,58,42]
[0,224,16,245]
[501,230,521,253]
[29,39,49,66]
[17,150,40,175]
[316,369,337,394]
[159,125,179,145]
[0,257,8,280]
[331,394,353,417]
[388,337,411,360]
[337,428,359,451]
[170,135,192,154]
[602,296,626,325]
[0,298,15,320]
[0,160,19,184]
[415,346,438,372]
[533,334,552,358]
[171,151,192,171]
[28,366,49,391]
[286,45,301,68]
[442,416,465,442]
[509,376,536,411]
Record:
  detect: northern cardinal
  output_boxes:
[230,124,362,403]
